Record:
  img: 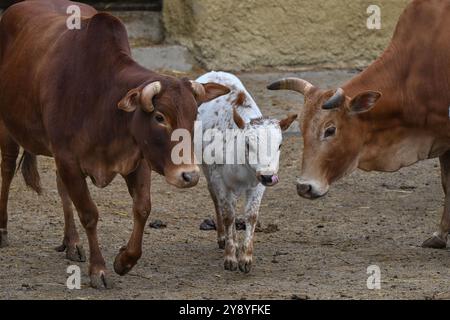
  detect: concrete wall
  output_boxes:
[163,0,410,71]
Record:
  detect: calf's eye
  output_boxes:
[324,126,336,138]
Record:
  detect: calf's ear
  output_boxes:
[279,113,298,131]
[233,107,246,129]
[192,82,230,106]
[349,91,381,114]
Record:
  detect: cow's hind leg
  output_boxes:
[238,185,264,273]
[55,157,112,289]
[423,150,450,249]
[0,127,19,248]
[54,172,86,262]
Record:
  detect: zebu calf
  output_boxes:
[196,72,297,273]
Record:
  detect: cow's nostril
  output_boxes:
[297,183,312,195]
[182,171,199,184]
[182,172,192,183]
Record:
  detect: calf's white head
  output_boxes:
[232,107,297,187]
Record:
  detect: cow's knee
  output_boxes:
[134,200,151,220]
[78,210,99,230]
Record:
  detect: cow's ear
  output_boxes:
[279,113,298,131]
[193,82,230,106]
[348,91,381,114]
[118,88,140,112]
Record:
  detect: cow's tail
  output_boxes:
[18,151,42,195]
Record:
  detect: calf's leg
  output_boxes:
[221,194,238,271]
[423,151,450,248]
[56,157,112,289]
[239,185,264,273]
[114,162,151,276]
[207,183,226,249]
[202,167,226,249]
[0,130,19,248]
[54,172,86,262]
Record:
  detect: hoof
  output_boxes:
[113,246,135,276]
[90,271,113,289]
[217,238,225,250]
[55,243,86,262]
[422,235,447,249]
[0,229,7,248]
[224,257,238,271]
[238,258,253,273]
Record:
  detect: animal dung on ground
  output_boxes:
[291,294,310,300]
[255,223,279,234]
[200,218,216,230]
[149,219,167,229]
[199,218,278,234]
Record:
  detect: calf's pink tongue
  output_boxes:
[271,175,279,184]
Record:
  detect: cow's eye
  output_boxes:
[155,114,165,123]
[324,126,336,138]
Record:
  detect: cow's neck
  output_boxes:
[80,60,158,184]
[343,46,450,172]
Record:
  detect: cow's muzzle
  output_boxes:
[165,166,200,188]
[296,179,328,199]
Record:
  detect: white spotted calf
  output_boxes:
[196,71,297,273]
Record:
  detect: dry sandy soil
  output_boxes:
[0,70,449,300]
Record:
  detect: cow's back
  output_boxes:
[344,0,450,137]
[0,0,135,155]
[197,71,262,132]
[0,0,96,58]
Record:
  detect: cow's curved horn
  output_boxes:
[140,81,162,113]
[190,81,206,99]
[267,78,314,96]
[322,88,345,110]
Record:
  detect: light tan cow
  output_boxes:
[268,0,450,249]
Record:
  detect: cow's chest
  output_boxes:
[80,149,142,188]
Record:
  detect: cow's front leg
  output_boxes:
[221,194,238,271]
[239,185,264,273]
[114,162,151,276]
[56,157,112,289]
[423,151,450,249]
[54,172,86,262]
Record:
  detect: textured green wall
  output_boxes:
[163,0,410,70]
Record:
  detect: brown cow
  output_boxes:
[268,0,450,249]
[0,0,229,289]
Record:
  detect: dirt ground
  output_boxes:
[0,70,449,300]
